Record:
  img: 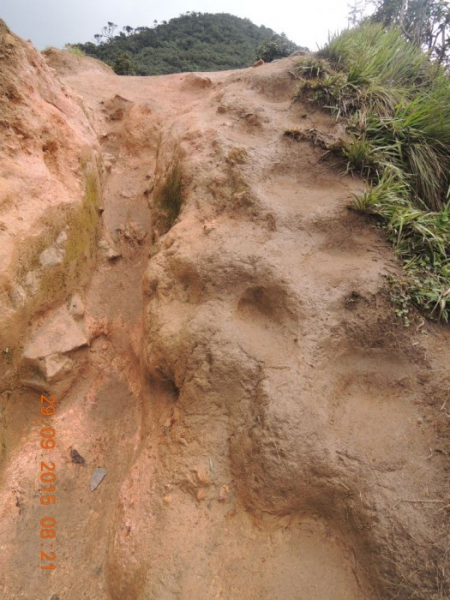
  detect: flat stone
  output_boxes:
[89,468,107,492]
[40,245,64,268]
[43,353,74,383]
[23,306,88,360]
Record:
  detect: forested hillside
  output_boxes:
[73,12,304,75]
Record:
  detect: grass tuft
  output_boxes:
[64,44,86,57]
[157,161,183,226]
[297,23,450,322]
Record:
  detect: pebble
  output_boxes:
[70,448,86,466]
[89,468,107,492]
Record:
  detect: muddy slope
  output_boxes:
[0,27,450,600]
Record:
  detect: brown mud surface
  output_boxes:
[1,25,450,600]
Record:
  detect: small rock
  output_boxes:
[219,484,230,502]
[43,354,73,383]
[193,466,211,487]
[56,230,68,245]
[245,113,260,126]
[163,495,172,505]
[106,247,121,260]
[144,182,154,196]
[197,489,206,501]
[40,245,64,268]
[9,284,26,307]
[68,294,85,319]
[70,448,86,466]
[217,105,227,114]
[89,468,107,492]
[23,306,88,359]
[98,239,121,260]
[24,270,40,296]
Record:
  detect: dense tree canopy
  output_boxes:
[357,0,450,64]
[74,12,306,75]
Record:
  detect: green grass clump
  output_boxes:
[157,161,183,226]
[357,171,450,321]
[64,170,100,266]
[297,23,450,322]
[64,44,86,57]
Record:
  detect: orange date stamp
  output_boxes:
[39,394,56,571]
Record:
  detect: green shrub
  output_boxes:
[112,51,138,75]
[256,33,298,62]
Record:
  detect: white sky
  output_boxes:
[0,0,353,51]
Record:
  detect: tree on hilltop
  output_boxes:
[351,0,450,64]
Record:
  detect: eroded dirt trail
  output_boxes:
[1,46,450,600]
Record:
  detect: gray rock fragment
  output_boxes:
[40,245,64,268]
[89,468,107,492]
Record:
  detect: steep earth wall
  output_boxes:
[0,22,101,393]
